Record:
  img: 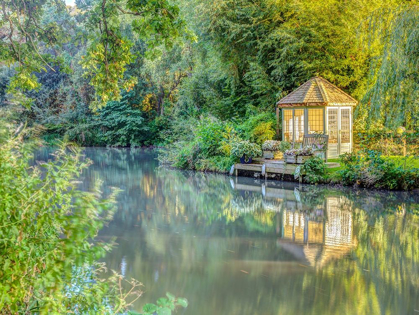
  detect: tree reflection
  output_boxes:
[80,148,419,314]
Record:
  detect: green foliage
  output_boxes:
[129,293,188,315]
[159,116,237,172]
[338,151,419,190]
[230,139,262,159]
[195,117,226,156]
[358,5,419,130]
[355,128,419,156]
[0,0,69,106]
[78,0,188,109]
[237,113,277,144]
[95,92,148,147]
[1,0,416,189]
[279,141,292,153]
[0,131,142,313]
[296,156,328,184]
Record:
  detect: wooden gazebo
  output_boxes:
[277,76,358,159]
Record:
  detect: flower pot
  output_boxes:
[263,150,275,159]
[285,155,297,164]
[240,154,253,164]
[296,156,312,164]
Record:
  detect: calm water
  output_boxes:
[54,148,419,314]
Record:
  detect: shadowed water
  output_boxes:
[40,148,419,314]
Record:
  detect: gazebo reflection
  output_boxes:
[230,178,356,269]
[280,197,354,268]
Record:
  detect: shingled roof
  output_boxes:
[277,76,358,107]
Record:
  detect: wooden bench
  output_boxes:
[303,134,329,161]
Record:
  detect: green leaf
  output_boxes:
[156,297,169,306]
[166,292,175,301]
[143,303,158,313]
[177,298,188,308]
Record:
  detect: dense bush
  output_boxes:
[236,113,277,144]
[230,139,262,159]
[160,116,237,172]
[294,156,328,184]
[95,93,148,147]
[338,151,419,190]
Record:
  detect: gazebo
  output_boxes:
[277,76,358,159]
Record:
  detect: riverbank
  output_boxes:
[159,147,419,191]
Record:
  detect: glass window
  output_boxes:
[328,108,338,144]
[308,109,324,134]
[294,109,304,142]
[341,108,350,144]
[283,110,293,142]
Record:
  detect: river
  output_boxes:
[74,148,419,314]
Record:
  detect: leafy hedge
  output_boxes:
[338,151,419,190]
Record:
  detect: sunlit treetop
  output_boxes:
[1,0,188,109]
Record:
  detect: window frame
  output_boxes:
[282,107,326,146]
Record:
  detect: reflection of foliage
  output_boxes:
[75,148,419,314]
[243,211,276,233]
[231,194,263,214]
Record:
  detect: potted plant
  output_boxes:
[296,146,314,163]
[231,140,262,164]
[284,146,314,164]
[284,148,298,163]
[262,140,281,159]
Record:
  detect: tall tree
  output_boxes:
[1,0,186,109]
[358,5,418,130]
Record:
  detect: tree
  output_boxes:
[0,0,186,109]
[358,5,419,130]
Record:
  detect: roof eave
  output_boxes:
[276,102,327,108]
[276,101,358,108]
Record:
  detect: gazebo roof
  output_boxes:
[277,76,358,107]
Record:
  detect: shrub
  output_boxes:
[195,156,236,172]
[279,141,292,153]
[0,136,141,313]
[295,156,328,184]
[196,117,226,157]
[252,121,276,144]
[231,139,262,159]
[159,115,236,172]
[96,93,148,147]
[236,112,277,144]
[339,150,419,190]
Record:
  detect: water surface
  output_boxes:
[77,148,419,314]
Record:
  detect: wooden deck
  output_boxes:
[229,158,339,179]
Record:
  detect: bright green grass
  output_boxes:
[326,156,418,176]
[385,156,419,168]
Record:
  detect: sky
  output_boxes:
[65,0,75,6]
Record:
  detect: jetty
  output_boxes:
[229,158,340,179]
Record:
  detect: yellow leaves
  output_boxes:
[141,93,156,112]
